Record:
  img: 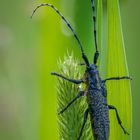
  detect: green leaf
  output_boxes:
[106,0,132,140]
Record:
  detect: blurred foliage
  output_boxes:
[0,0,139,140]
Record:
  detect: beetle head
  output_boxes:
[86,64,98,75]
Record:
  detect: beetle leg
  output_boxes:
[108,105,130,135]
[58,91,84,115]
[51,72,84,84]
[103,76,132,82]
[77,108,89,140]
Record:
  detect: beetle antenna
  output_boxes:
[91,0,99,64]
[31,3,89,66]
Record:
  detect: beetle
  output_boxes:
[31,1,131,140]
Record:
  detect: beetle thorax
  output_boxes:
[87,64,98,75]
[84,64,101,89]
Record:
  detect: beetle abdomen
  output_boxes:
[87,90,110,140]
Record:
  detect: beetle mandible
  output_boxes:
[31,1,131,140]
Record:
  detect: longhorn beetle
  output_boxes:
[31,1,131,140]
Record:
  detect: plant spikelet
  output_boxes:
[56,53,92,140]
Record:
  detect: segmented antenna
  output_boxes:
[91,0,99,64]
[91,0,98,52]
[31,3,90,66]
[31,4,85,54]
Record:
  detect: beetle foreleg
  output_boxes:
[108,105,130,135]
[77,108,89,140]
[58,91,84,115]
[51,72,84,84]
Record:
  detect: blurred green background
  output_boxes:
[0,0,139,140]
